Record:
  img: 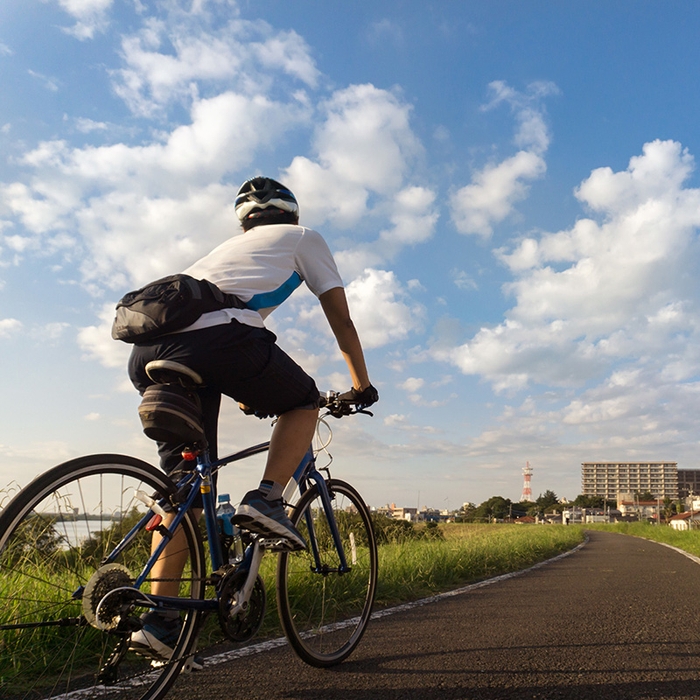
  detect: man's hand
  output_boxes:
[339,384,379,409]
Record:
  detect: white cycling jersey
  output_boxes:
[179,223,344,332]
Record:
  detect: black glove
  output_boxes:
[340,384,379,409]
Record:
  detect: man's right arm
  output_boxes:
[319,287,371,392]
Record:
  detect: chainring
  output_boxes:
[218,569,266,642]
[82,563,141,632]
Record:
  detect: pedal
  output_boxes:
[259,537,303,552]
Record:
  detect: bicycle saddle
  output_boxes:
[145,360,203,387]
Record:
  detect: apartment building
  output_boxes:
[677,469,700,499]
[581,462,678,500]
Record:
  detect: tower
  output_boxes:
[521,462,533,502]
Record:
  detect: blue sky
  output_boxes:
[2,0,700,510]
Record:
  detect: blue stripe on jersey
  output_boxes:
[245,271,303,311]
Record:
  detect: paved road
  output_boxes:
[167,531,700,700]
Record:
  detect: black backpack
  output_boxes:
[111,274,247,344]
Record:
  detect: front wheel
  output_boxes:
[276,479,378,667]
[0,454,205,700]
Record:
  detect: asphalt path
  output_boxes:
[166,531,700,700]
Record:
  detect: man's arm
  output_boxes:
[319,287,371,391]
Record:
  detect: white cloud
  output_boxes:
[345,269,426,349]
[250,29,320,87]
[0,319,22,338]
[30,322,71,342]
[77,302,131,369]
[75,118,109,133]
[451,269,477,290]
[284,84,423,230]
[450,150,545,238]
[450,80,556,237]
[56,0,114,39]
[399,377,424,392]
[28,70,60,93]
[442,140,700,393]
[335,185,438,279]
[112,16,319,116]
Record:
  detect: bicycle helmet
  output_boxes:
[235,177,299,229]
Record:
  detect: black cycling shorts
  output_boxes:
[128,320,319,483]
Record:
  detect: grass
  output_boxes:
[585,520,700,557]
[372,523,585,605]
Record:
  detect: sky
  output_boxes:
[2,0,700,511]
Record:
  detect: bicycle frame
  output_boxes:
[102,437,351,615]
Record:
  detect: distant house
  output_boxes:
[617,499,660,521]
[669,511,700,531]
[514,515,536,524]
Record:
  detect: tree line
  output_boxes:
[455,492,620,523]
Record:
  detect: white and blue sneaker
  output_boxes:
[232,490,306,551]
[129,611,203,670]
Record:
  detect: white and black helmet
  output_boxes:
[235,177,299,226]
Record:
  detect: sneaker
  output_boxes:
[129,612,204,670]
[232,490,307,551]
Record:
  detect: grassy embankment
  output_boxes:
[584,520,700,557]
[372,522,585,605]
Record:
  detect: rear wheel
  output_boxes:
[0,454,205,700]
[276,479,377,667]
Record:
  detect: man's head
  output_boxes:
[235,177,299,231]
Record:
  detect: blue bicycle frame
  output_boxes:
[103,439,350,613]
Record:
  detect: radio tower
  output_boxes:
[521,462,533,502]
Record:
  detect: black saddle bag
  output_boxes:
[138,383,206,445]
[111,274,247,344]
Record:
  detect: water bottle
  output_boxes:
[216,494,243,564]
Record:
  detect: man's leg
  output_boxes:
[263,407,319,485]
[233,407,318,549]
[148,508,202,598]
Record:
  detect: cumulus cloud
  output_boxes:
[450,151,546,238]
[345,269,426,349]
[284,84,424,230]
[335,185,439,278]
[112,15,319,116]
[0,318,22,338]
[450,81,557,237]
[77,302,130,369]
[56,0,114,40]
[441,140,700,394]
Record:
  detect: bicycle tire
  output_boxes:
[276,478,378,667]
[0,454,205,700]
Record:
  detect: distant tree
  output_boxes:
[455,502,476,523]
[471,496,512,522]
[636,491,655,502]
[536,490,559,512]
[662,497,675,523]
[572,495,617,510]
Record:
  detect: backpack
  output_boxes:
[111,274,247,344]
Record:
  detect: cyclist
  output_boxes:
[126,176,378,662]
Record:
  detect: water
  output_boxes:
[53,517,118,548]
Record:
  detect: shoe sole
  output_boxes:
[130,631,204,671]
[129,629,174,662]
[233,505,306,549]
